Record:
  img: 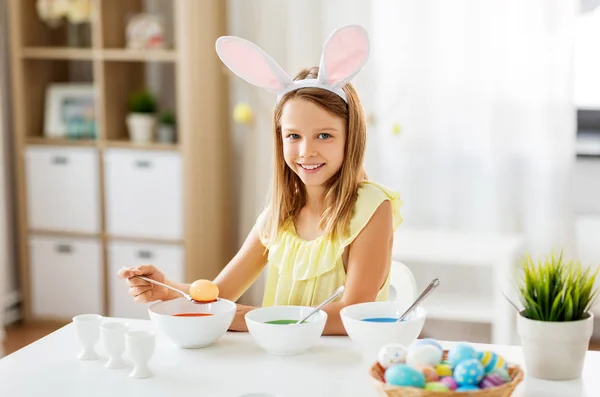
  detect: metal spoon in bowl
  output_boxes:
[133,275,211,304]
[296,286,345,325]
[396,278,440,322]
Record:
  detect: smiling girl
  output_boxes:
[117,25,403,335]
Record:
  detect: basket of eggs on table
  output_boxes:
[369,339,524,396]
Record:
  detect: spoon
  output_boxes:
[396,278,440,322]
[296,286,345,325]
[133,275,212,304]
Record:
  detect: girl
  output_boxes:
[117,25,402,335]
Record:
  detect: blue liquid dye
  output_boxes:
[361,317,402,323]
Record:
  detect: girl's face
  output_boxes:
[280,98,346,189]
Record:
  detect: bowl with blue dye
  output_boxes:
[340,302,426,357]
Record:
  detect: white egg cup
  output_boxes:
[101,322,129,369]
[126,330,155,378]
[73,314,103,361]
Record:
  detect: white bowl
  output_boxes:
[245,306,327,355]
[340,302,426,357]
[148,297,235,348]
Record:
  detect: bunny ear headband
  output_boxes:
[215,24,370,104]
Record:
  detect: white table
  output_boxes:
[1,318,599,397]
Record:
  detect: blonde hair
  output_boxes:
[262,66,367,244]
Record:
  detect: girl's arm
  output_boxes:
[168,222,268,331]
[321,200,394,335]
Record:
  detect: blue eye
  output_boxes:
[318,133,331,139]
[287,133,300,140]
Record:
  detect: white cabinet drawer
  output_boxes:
[29,235,103,319]
[108,241,184,319]
[25,147,100,233]
[573,159,600,215]
[575,216,600,315]
[104,149,183,240]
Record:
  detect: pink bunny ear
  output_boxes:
[216,36,293,93]
[317,25,370,88]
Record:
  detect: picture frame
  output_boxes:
[44,83,97,140]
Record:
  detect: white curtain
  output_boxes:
[369,0,578,259]
[226,0,579,305]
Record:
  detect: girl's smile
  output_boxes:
[298,163,325,173]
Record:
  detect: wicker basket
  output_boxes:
[369,351,525,397]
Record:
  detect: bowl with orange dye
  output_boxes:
[148,297,236,348]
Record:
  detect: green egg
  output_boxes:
[424,382,449,392]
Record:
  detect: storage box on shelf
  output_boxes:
[8,0,231,323]
[25,147,101,234]
[108,241,184,319]
[29,235,103,319]
[104,149,183,240]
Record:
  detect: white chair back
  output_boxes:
[388,260,417,307]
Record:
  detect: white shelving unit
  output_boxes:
[392,228,526,345]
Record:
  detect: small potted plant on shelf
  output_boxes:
[157,111,176,143]
[515,250,599,380]
[127,89,157,144]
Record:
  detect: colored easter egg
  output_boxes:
[189,279,219,302]
[478,350,507,374]
[406,344,443,367]
[377,344,408,369]
[424,382,449,392]
[456,385,481,392]
[233,103,254,124]
[489,367,511,382]
[384,364,426,388]
[448,343,478,367]
[480,374,507,389]
[453,358,485,386]
[435,363,453,377]
[439,376,458,390]
[413,338,443,352]
[416,365,439,382]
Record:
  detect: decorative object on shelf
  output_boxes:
[156,111,176,143]
[514,250,599,381]
[126,14,166,50]
[44,83,96,140]
[232,102,253,125]
[36,0,93,47]
[126,89,157,144]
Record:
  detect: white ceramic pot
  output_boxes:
[517,311,594,380]
[126,113,156,144]
[156,125,176,143]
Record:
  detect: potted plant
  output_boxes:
[126,89,157,144]
[515,250,599,380]
[157,111,176,143]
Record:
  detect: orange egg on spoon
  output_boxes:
[189,279,219,302]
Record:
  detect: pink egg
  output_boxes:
[439,376,458,390]
[416,365,439,382]
[480,374,507,389]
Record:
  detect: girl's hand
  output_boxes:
[228,304,255,332]
[116,265,175,303]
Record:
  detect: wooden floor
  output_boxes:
[2,322,600,357]
[2,321,65,356]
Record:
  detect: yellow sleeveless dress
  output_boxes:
[259,181,403,307]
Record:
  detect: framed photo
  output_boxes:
[44,83,97,139]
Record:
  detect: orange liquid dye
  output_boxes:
[173,313,213,317]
